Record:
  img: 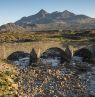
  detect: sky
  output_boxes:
[0,0,95,25]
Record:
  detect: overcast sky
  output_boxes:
[0,0,95,25]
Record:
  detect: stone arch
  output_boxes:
[40,47,69,63]
[7,51,30,61]
[74,48,94,63]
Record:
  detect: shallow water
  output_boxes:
[13,57,61,67]
[13,57,30,68]
[40,57,61,67]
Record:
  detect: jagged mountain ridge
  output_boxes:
[0,9,95,32]
[15,9,93,25]
[15,9,95,31]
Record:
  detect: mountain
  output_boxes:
[15,9,93,25]
[15,9,49,25]
[0,9,95,32]
[15,9,95,31]
[15,9,76,25]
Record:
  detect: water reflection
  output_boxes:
[12,57,61,68]
[13,57,30,68]
[40,57,61,67]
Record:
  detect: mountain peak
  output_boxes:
[63,10,71,13]
[37,9,48,15]
[62,10,75,18]
[63,10,75,14]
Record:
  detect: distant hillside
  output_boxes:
[0,23,26,33]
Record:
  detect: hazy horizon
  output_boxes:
[0,0,95,25]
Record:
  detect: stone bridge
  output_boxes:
[0,41,66,59]
[0,41,95,60]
